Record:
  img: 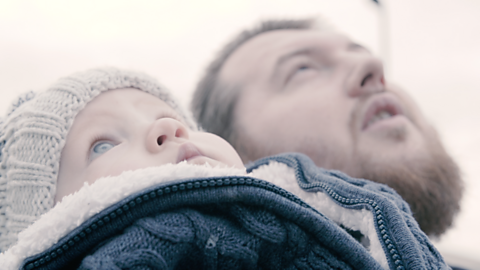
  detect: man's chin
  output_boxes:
[363,115,409,140]
[357,147,463,237]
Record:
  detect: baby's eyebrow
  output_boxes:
[78,106,120,125]
[71,109,118,141]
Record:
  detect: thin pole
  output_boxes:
[374,0,391,79]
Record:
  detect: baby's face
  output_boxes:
[55,88,244,202]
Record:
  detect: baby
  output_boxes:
[55,87,244,203]
[0,68,447,270]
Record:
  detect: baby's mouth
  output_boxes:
[176,143,203,163]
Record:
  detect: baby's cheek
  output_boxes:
[85,158,123,184]
[87,156,169,182]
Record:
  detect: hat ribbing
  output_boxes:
[0,68,196,251]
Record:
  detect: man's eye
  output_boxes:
[91,141,115,159]
[296,65,312,72]
[285,63,316,84]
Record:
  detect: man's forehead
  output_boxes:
[220,29,352,83]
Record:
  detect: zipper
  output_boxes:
[270,155,406,270]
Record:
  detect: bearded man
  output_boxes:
[191,18,463,238]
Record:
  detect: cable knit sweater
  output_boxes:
[0,153,448,270]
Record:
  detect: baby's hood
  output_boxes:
[0,67,195,251]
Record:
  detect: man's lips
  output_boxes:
[361,94,405,130]
[176,143,203,163]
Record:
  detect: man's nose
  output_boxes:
[146,118,189,153]
[346,55,385,97]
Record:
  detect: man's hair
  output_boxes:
[191,18,317,145]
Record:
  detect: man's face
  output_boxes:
[220,30,462,236]
[56,88,244,202]
[221,30,432,175]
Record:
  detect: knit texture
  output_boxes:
[78,205,355,270]
[0,67,196,251]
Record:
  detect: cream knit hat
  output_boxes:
[0,67,196,251]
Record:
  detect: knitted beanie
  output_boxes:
[0,67,196,251]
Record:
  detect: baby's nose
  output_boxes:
[147,118,189,153]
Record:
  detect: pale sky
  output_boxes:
[1,0,479,268]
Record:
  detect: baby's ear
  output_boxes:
[6,91,36,116]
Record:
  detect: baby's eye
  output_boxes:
[90,141,115,159]
[93,142,114,153]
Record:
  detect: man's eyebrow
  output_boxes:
[348,42,370,53]
[271,48,314,80]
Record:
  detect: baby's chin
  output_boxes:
[185,156,244,169]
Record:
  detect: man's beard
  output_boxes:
[356,142,463,237]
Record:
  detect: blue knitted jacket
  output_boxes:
[8,153,447,270]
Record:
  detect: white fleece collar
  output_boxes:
[0,161,388,269]
[251,161,388,269]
